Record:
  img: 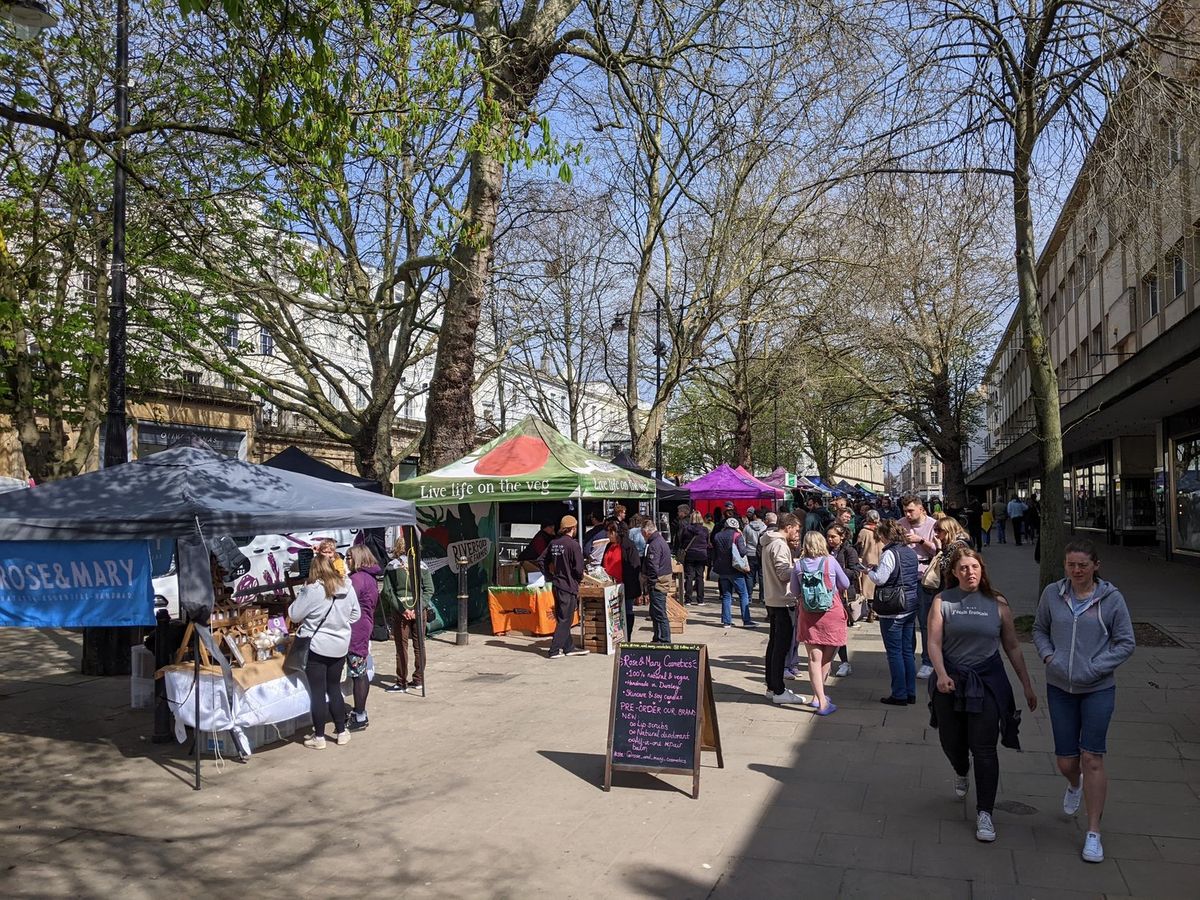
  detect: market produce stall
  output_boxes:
[395,418,656,645]
[0,445,416,787]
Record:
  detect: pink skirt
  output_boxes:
[797,598,848,647]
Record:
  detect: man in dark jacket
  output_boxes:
[539,515,588,659]
[641,519,674,643]
[712,519,755,629]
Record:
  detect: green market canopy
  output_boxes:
[394,417,657,505]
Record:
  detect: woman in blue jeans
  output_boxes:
[1033,540,1135,865]
[868,519,919,705]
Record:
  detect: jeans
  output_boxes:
[879,615,916,700]
[785,606,801,670]
[648,585,671,642]
[683,560,706,604]
[1012,516,1025,545]
[916,584,935,666]
[996,519,1007,543]
[765,606,792,694]
[719,575,752,625]
[748,555,763,603]
[304,651,348,737]
[982,526,991,546]
[1046,684,1116,757]
[549,589,579,654]
[932,687,1001,814]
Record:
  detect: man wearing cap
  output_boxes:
[742,506,768,604]
[712,516,755,629]
[640,518,673,643]
[539,516,588,659]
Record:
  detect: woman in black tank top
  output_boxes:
[928,548,1037,846]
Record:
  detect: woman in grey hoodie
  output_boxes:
[1033,539,1135,865]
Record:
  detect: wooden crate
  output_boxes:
[667,596,687,634]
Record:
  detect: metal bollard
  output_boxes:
[456,553,469,646]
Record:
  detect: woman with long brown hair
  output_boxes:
[288,554,361,749]
[927,548,1036,843]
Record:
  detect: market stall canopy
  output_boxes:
[394,417,656,505]
[795,475,820,491]
[609,451,692,506]
[683,464,778,500]
[761,467,798,490]
[264,446,381,493]
[836,479,856,493]
[734,465,786,498]
[807,476,844,496]
[855,483,878,497]
[0,446,417,541]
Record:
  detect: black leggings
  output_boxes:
[305,651,347,737]
[932,688,1001,814]
[764,606,792,695]
[684,560,706,604]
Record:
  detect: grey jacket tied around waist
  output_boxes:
[1032,578,1135,694]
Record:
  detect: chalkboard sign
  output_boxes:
[604,642,723,799]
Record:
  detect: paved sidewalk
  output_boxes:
[0,543,1197,898]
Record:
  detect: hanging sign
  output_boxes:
[0,540,154,628]
[604,642,723,798]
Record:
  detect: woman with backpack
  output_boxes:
[868,518,920,706]
[790,531,850,716]
[928,547,1037,844]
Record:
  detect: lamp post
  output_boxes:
[0,0,55,38]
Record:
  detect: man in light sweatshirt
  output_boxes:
[760,514,807,705]
[1033,539,1135,866]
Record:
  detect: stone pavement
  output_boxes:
[0,542,1197,899]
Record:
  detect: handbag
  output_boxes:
[370,614,392,642]
[731,537,750,573]
[870,549,908,617]
[283,598,334,675]
[922,551,944,590]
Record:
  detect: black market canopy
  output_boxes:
[263,446,381,493]
[394,417,657,505]
[609,450,692,508]
[0,446,416,541]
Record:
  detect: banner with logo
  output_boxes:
[0,540,155,628]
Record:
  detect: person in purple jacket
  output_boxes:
[345,544,382,731]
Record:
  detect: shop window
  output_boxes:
[1174,436,1200,553]
[1073,461,1109,530]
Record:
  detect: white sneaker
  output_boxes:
[917,664,934,679]
[772,689,809,705]
[835,662,852,677]
[1063,782,1082,816]
[1082,831,1103,863]
[335,730,351,746]
[303,734,326,750]
[975,811,996,842]
[954,776,969,799]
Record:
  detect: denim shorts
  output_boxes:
[1046,683,1116,757]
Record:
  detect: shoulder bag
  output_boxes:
[870,549,907,617]
[921,551,944,590]
[730,535,751,573]
[283,598,334,675]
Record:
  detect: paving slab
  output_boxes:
[1,543,1198,897]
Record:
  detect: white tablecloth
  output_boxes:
[164,668,311,755]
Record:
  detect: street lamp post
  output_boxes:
[102,0,129,468]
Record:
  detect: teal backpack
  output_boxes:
[800,558,835,613]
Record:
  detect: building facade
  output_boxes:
[969,50,1200,558]
[898,446,942,501]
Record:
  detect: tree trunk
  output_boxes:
[418,150,500,469]
[732,406,752,469]
[939,446,967,508]
[1013,124,1065,590]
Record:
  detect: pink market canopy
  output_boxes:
[683,464,778,500]
[734,466,786,498]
